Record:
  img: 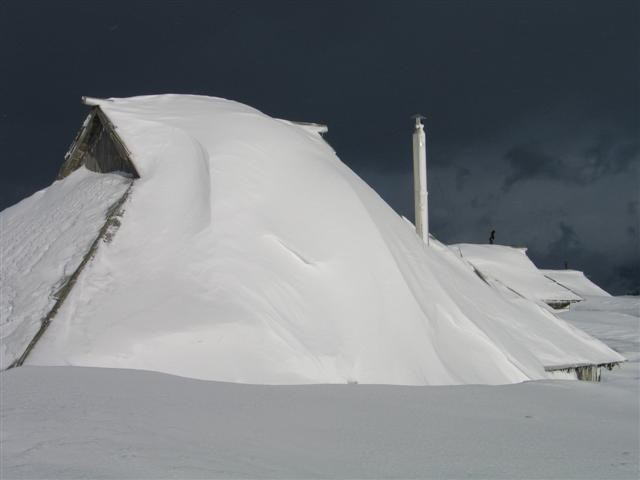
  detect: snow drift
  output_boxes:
[1,95,623,384]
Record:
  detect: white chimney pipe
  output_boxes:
[412,115,428,244]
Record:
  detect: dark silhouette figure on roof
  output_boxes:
[489,230,495,245]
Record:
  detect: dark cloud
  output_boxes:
[470,193,497,210]
[582,133,639,179]
[0,0,638,294]
[455,167,471,191]
[474,213,494,233]
[548,222,582,259]
[610,260,640,295]
[626,226,637,238]
[503,145,568,191]
[503,136,639,191]
[529,240,601,286]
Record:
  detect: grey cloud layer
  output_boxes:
[503,136,639,191]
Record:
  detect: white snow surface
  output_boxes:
[3,94,622,384]
[0,169,130,368]
[453,243,583,303]
[542,269,612,297]
[1,297,638,479]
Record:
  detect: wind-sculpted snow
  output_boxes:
[347,180,622,372]
[7,94,622,384]
[0,169,131,368]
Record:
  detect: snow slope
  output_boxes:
[542,269,612,297]
[0,169,131,368]
[3,94,622,384]
[453,243,583,304]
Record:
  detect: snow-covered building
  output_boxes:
[0,95,624,384]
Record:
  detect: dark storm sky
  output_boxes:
[1,0,638,293]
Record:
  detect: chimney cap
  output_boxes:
[411,114,425,129]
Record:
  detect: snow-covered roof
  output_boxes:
[542,269,611,297]
[1,95,623,384]
[452,244,583,304]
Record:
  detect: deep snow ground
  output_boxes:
[559,296,639,393]
[1,296,638,479]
